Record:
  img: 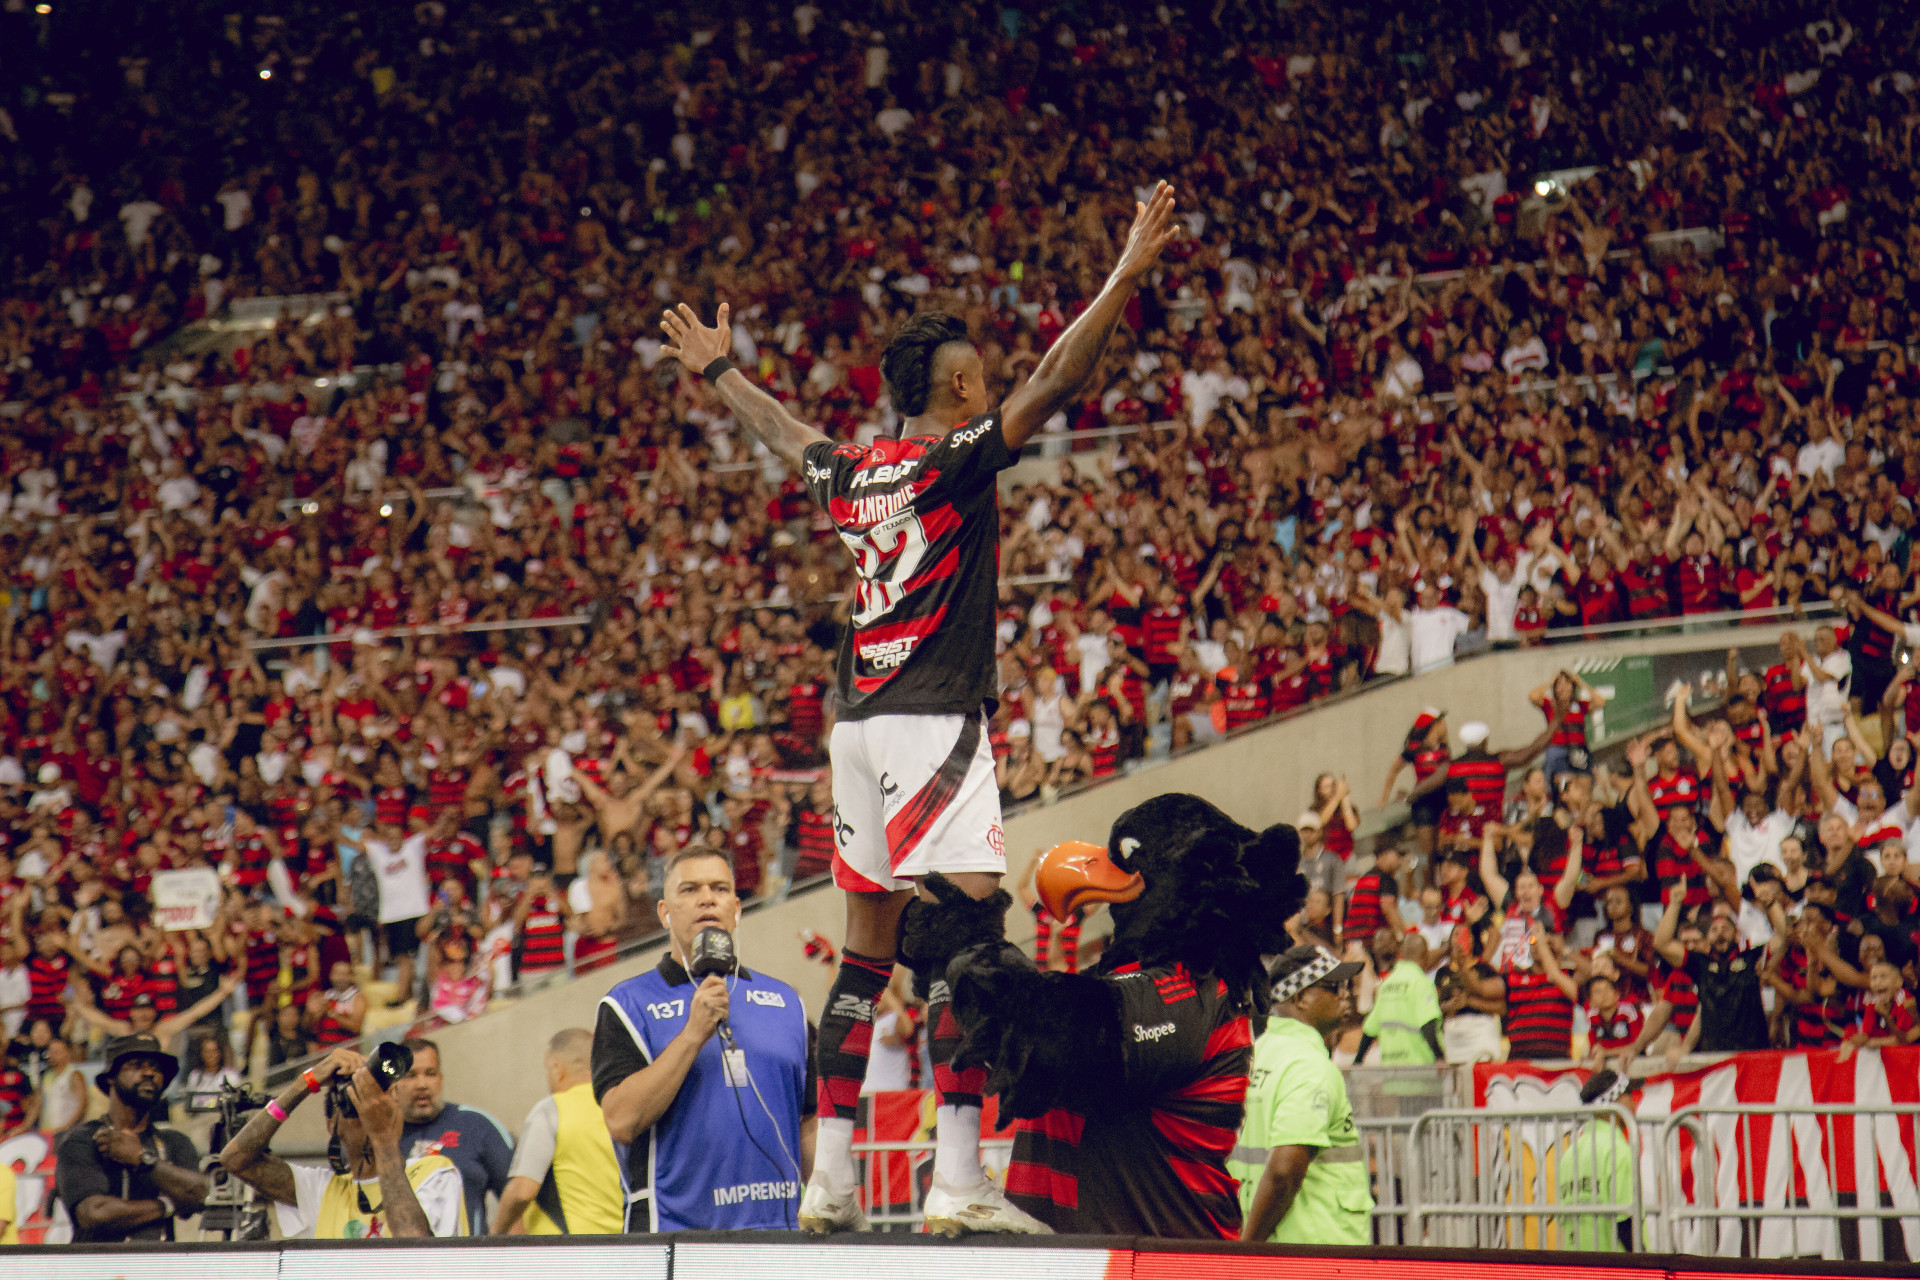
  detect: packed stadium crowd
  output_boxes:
[1329,654,1920,1076]
[3,0,1920,1246]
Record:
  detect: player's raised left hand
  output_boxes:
[1111,181,1179,284]
[661,302,732,372]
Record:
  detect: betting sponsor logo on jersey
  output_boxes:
[851,456,924,487]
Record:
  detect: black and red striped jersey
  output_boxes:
[1341,869,1393,946]
[1541,694,1592,748]
[1763,663,1806,729]
[1645,768,1702,818]
[1851,588,1900,663]
[1502,969,1574,1059]
[801,415,1015,720]
[1141,605,1185,665]
[1007,962,1252,1238]
[790,806,835,879]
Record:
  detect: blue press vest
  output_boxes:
[601,962,809,1231]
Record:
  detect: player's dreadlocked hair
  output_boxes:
[881,312,971,418]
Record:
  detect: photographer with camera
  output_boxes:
[592,845,814,1231]
[217,1044,464,1238]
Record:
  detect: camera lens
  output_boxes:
[368,1040,414,1090]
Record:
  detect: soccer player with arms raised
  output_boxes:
[658,181,1178,1234]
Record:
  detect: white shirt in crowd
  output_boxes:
[1796,436,1844,480]
[369,833,431,923]
[1409,604,1471,672]
[1373,610,1411,676]
[1479,568,1522,642]
[274,1160,464,1239]
[860,1011,912,1094]
[1028,690,1068,762]
[1802,649,1851,725]
[1723,808,1793,886]
[0,960,29,1038]
[1075,631,1111,693]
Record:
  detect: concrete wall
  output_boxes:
[280,619,1799,1147]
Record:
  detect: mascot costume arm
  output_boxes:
[931,800,1306,1122]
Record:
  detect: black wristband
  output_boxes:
[702,357,736,382]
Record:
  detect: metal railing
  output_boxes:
[245,612,594,651]
[1357,1115,1420,1244]
[853,1136,1016,1231]
[1658,1102,1920,1260]
[1408,1105,1644,1252]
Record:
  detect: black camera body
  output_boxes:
[203,1080,275,1240]
[327,1040,414,1120]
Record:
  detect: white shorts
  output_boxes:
[828,713,1007,893]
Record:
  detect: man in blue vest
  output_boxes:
[592,845,814,1231]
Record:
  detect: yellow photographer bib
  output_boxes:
[314,1154,467,1239]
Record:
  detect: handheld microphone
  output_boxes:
[690,926,739,1047]
[690,926,737,980]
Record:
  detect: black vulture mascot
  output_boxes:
[900,793,1305,1238]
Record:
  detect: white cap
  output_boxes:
[1459,721,1491,747]
[1296,810,1324,830]
[1008,720,1033,740]
[37,763,61,785]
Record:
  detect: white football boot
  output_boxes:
[922,1175,1053,1236]
[798,1173,870,1235]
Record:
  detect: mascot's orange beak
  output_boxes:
[1035,839,1146,922]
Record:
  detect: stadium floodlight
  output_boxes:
[302,502,319,515]
[260,68,272,80]
[35,3,49,12]
[380,504,394,517]
[1533,177,1554,197]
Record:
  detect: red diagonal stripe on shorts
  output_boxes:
[884,716,980,871]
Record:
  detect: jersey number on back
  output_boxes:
[843,510,930,628]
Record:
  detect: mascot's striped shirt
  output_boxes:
[1005,961,1252,1238]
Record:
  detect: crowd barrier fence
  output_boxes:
[1408,1106,1646,1253]
[1658,1103,1920,1261]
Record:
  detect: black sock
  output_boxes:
[815,949,892,1121]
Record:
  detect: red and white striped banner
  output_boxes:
[1475,1048,1920,1259]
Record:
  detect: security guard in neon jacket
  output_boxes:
[1230,945,1373,1244]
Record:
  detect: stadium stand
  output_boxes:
[3,0,1920,1257]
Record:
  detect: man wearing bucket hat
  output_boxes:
[1231,944,1371,1244]
[54,1033,209,1243]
